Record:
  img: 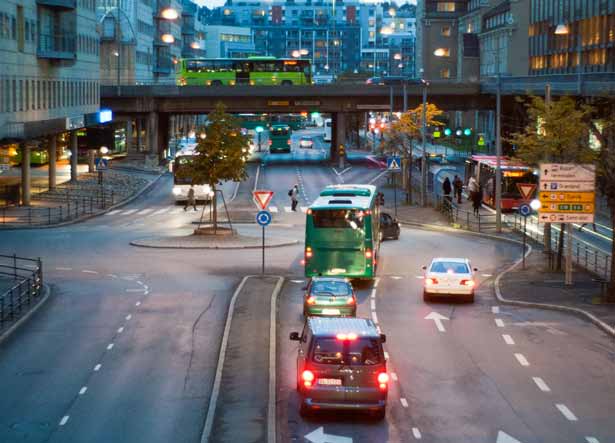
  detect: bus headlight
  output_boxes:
[172,186,182,195]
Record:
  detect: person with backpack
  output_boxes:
[289,184,299,211]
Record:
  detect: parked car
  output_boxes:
[380,212,400,240]
[422,257,478,303]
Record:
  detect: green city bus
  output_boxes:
[176,57,312,86]
[269,114,307,130]
[269,124,292,153]
[304,185,381,280]
[237,113,269,130]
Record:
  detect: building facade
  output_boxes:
[202,25,255,58]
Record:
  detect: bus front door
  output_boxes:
[236,62,251,85]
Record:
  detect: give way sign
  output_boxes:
[253,190,274,210]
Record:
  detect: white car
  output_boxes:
[299,136,314,149]
[422,258,477,303]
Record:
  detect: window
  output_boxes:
[16,6,24,51]
[312,338,382,366]
[311,280,352,296]
[441,26,451,36]
[312,209,366,229]
[430,261,469,273]
[440,68,451,78]
[437,2,456,12]
[37,80,40,109]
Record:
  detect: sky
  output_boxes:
[193,0,416,8]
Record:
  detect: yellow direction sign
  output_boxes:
[542,202,594,213]
[539,191,595,203]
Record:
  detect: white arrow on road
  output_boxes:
[497,431,524,443]
[305,427,352,443]
[424,312,449,332]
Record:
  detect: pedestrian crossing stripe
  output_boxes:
[269,206,278,213]
[300,207,307,213]
[284,206,292,212]
[151,208,170,215]
[106,210,121,215]
[103,205,312,216]
[137,208,153,215]
[122,209,138,215]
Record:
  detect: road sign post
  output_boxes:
[387,156,401,217]
[518,203,532,270]
[256,210,272,275]
[538,164,596,285]
[253,190,274,275]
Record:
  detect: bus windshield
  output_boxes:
[174,155,195,185]
[312,209,366,230]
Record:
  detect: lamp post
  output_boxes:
[420,75,429,207]
[494,50,502,232]
[99,7,137,95]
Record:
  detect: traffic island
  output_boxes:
[130,233,299,249]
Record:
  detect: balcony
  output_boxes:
[37,33,76,60]
[36,0,76,9]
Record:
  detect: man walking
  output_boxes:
[442,177,452,203]
[290,184,299,211]
[453,175,463,204]
[184,184,197,211]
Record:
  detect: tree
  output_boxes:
[384,103,444,204]
[589,102,615,300]
[179,102,250,232]
[508,95,596,270]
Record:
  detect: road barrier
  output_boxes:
[0,254,43,331]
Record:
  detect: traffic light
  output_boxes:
[338,144,345,157]
[463,128,472,136]
[455,128,463,137]
[444,127,452,137]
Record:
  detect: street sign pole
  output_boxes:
[565,223,573,286]
[393,172,397,217]
[523,215,527,270]
[262,225,265,275]
[255,209,272,276]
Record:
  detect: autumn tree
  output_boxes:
[508,95,596,270]
[179,102,250,232]
[384,103,444,204]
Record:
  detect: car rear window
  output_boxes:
[312,338,382,366]
[430,261,469,273]
[311,281,352,296]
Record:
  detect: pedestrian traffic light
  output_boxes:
[463,128,472,136]
[311,112,321,119]
[255,126,264,133]
[338,144,345,157]
[444,127,452,137]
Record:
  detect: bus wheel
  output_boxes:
[211,80,222,86]
[281,80,293,86]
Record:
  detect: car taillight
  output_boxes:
[305,247,313,259]
[287,139,291,145]
[460,279,475,287]
[268,140,272,145]
[346,296,355,305]
[302,370,314,388]
[377,372,389,390]
[365,249,373,259]
[306,296,316,305]
[425,277,438,285]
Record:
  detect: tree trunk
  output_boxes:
[556,223,565,271]
[608,206,615,301]
[212,185,218,234]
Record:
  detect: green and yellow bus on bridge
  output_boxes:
[304,185,381,280]
[176,57,312,87]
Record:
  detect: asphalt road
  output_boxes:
[0,158,613,443]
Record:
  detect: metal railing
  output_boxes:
[436,195,498,232]
[0,255,43,331]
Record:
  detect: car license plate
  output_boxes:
[318,378,342,386]
[322,308,341,315]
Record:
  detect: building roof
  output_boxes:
[308,317,380,338]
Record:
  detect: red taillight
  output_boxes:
[307,208,312,215]
[268,140,272,145]
[460,279,475,287]
[365,249,373,259]
[346,296,355,305]
[306,296,316,305]
[302,370,315,388]
[287,139,291,145]
[305,247,313,259]
[425,277,438,285]
[336,332,358,341]
[377,372,389,390]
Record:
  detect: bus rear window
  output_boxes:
[271,127,289,136]
[312,338,382,366]
[312,209,365,229]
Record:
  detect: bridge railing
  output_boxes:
[0,254,43,331]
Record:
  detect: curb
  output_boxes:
[0,283,52,345]
[401,217,615,337]
[0,172,165,230]
[129,239,299,250]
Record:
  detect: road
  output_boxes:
[0,143,613,443]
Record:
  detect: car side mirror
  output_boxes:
[380,333,387,343]
[421,265,427,270]
[289,332,301,341]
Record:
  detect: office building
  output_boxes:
[202,25,255,58]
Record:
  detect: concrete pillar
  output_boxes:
[158,113,169,164]
[70,130,78,182]
[146,112,158,155]
[88,149,96,172]
[125,119,134,154]
[20,142,31,206]
[135,118,142,152]
[336,112,347,148]
[48,135,57,190]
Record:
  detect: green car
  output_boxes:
[303,277,356,317]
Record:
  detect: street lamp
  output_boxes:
[161,33,175,44]
[291,50,301,58]
[99,146,109,155]
[300,48,309,56]
[420,72,429,207]
[160,7,179,20]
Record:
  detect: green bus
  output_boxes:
[269,114,306,130]
[176,57,312,86]
[269,124,292,153]
[304,185,381,280]
[237,113,269,130]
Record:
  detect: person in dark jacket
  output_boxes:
[184,185,197,211]
[472,184,482,216]
[453,175,463,204]
[442,177,452,203]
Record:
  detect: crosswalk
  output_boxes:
[104,205,309,218]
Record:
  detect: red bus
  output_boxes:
[464,155,537,211]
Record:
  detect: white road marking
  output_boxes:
[300,207,307,213]
[400,398,409,408]
[585,437,600,443]
[135,301,141,306]
[556,403,578,421]
[376,326,382,334]
[269,206,278,213]
[79,386,87,395]
[122,209,137,215]
[106,209,121,215]
[502,334,515,345]
[290,279,304,284]
[304,427,352,443]
[125,288,146,292]
[391,275,403,280]
[415,275,424,279]
[125,314,132,320]
[514,353,530,367]
[383,351,389,360]
[117,327,124,333]
[284,206,292,212]
[151,208,170,215]
[137,208,153,215]
[136,281,143,285]
[492,306,500,314]
[424,312,449,332]
[391,372,398,381]
[59,416,69,426]
[82,270,98,274]
[370,299,376,310]
[370,289,376,299]
[94,364,101,371]
[107,274,117,279]
[374,278,380,288]
[482,273,493,278]
[495,318,505,327]
[412,427,422,439]
[371,311,379,324]
[55,267,72,271]
[107,343,114,350]
[532,377,551,392]
[171,207,184,214]
[496,431,523,443]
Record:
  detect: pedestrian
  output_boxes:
[184,184,197,211]
[289,183,299,211]
[472,184,482,216]
[578,222,597,232]
[453,175,463,204]
[442,177,452,203]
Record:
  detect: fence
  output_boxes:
[436,195,498,232]
[0,255,43,331]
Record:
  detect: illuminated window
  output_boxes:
[437,2,456,12]
[440,68,450,78]
[223,8,231,15]
[441,26,451,36]
[434,47,450,57]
